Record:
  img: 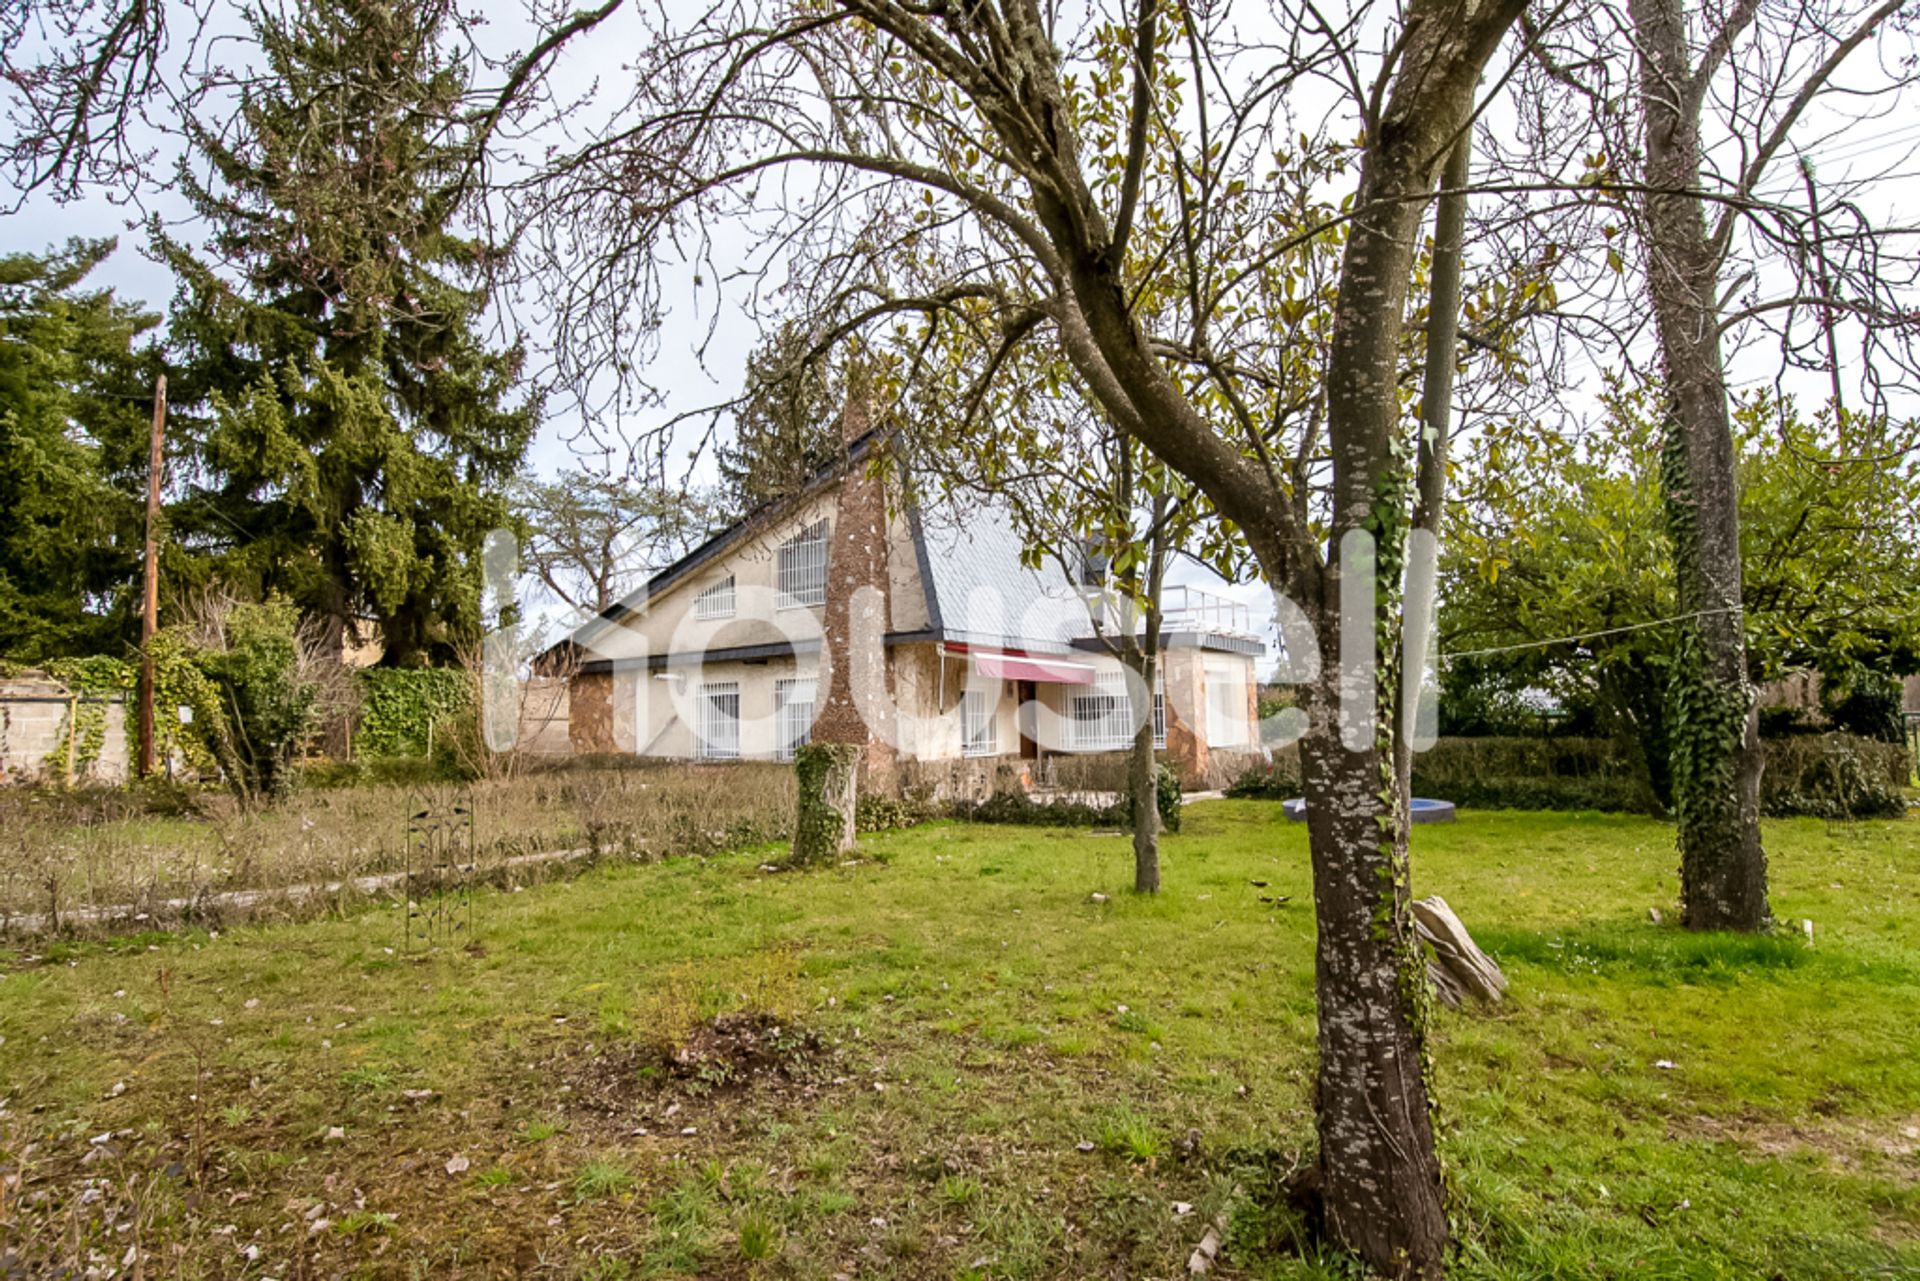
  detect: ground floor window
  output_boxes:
[1206,661,1246,748]
[962,689,998,756]
[1069,669,1167,752]
[698,681,740,759]
[1070,671,1132,751]
[775,677,816,760]
[1153,671,1167,749]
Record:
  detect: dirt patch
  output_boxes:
[1680,1111,1920,1180]
[557,1013,833,1127]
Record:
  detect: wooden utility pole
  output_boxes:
[137,374,166,779]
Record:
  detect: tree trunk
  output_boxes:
[1297,674,1448,1275]
[1285,16,1520,1268]
[1631,0,1771,931]
[789,742,859,867]
[1124,522,1168,895]
[1125,640,1161,894]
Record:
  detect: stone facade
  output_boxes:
[568,670,616,754]
[811,396,899,793]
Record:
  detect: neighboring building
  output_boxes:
[551,429,1266,793]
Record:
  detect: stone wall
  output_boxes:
[898,755,1027,803]
[568,670,616,754]
[0,675,131,784]
[517,678,573,756]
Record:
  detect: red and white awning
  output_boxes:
[966,649,1096,685]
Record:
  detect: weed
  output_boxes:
[520,1116,565,1142]
[336,1210,397,1236]
[573,1158,635,1201]
[736,1212,779,1261]
[472,1165,513,1189]
[1096,1107,1165,1163]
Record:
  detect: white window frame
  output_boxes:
[775,677,817,761]
[1153,669,1167,749]
[777,520,829,609]
[694,574,736,620]
[1070,670,1134,752]
[697,681,740,760]
[962,689,998,757]
[1205,661,1246,749]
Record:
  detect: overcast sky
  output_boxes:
[6,2,1916,673]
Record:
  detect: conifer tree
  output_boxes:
[0,238,158,659]
[156,0,535,666]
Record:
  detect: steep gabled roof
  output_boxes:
[910,498,1090,655]
[554,435,1258,664]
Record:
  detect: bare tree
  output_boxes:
[6,1,1533,1270]
[491,3,1526,1270]
[510,470,716,617]
[1491,0,1920,930]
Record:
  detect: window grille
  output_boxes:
[694,574,736,620]
[1153,669,1168,749]
[775,677,817,760]
[698,682,740,759]
[962,689,998,757]
[1070,671,1135,751]
[777,520,829,607]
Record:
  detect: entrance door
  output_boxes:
[1017,680,1040,759]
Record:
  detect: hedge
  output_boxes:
[1226,734,1911,819]
[355,668,472,759]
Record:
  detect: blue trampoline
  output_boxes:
[1282,797,1457,824]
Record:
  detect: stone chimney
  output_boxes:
[809,390,898,794]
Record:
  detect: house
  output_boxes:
[553,424,1267,795]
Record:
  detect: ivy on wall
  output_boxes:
[355,668,472,759]
[0,651,213,780]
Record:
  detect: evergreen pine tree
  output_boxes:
[155,0,536,666]
[0,238,159,660]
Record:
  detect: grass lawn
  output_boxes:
[3,801,1917,1278]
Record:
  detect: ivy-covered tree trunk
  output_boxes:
[789,742,859,867]
[1632,0,1771,931]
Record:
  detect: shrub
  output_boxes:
[955,788,1128,827]
[1226,757,1301,800]
[178,601,320,804]
[355,667,473,759]
[1411,737,1659,814]
[1143,762,1183,833]
[1224,733,1910,819]
[1824,670,1908,745]
[855,791,938,833]
[1760,733,1909,819]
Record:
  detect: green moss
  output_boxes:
[788,741,860,867]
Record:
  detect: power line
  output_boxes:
[1439,605,1742,662]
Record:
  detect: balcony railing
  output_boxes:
[1158,585,1254,637]
[1080,583,1256,639]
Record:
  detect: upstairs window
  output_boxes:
[694,574,736,620]
[1206,661,1246,749]
[777,520,829,608]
